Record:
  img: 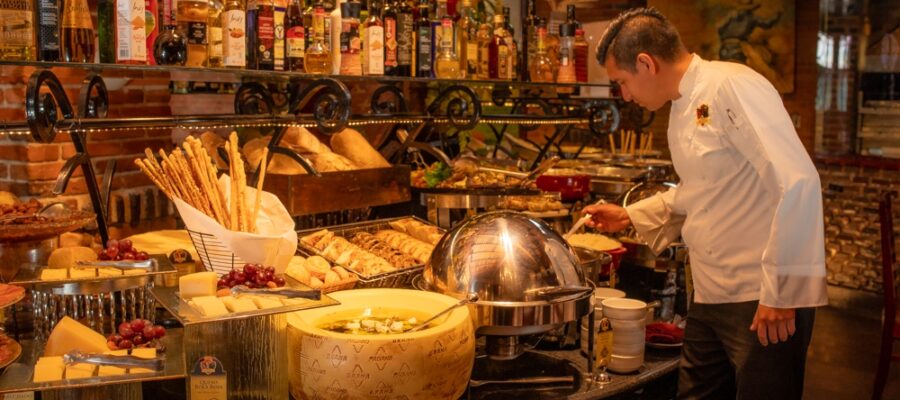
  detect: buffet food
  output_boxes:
[216,264,286,290]
[33,347,160,383]
[388,218,443,245]
[566,233,623,252]
[240,127,390,174]
[0,198,47,224]
[300,230,395,276]
[0,196,95,242]
[0,333,19,368]
[285,255,356,291]
[411,161,530,189]
[97,239,150,261]
[372,230,432,264]
[350,232,418,268]
[495,195,565,212]
[107,319,167,350]
[319,313,427,335]
[0,284,25,308]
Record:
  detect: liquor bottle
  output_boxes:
[338,0,361,75]
[274,0,287,70]
[177,0,210,67]
[155,2,188,65]
[566,4,580,28]
[304,2,331,73]
[523,0,539,80]
[208,0,224,67]
[455,0,476,78]
[557,21,576,92]
[0,0,34,60]
[395,0,413,76]
[362,0,383,75]
[146,0,160,64]
[302,0,314,51]
[488,14,509,80]
[382,0,398,75]
[430,0,448,72]
[434,18,458,78]
[256,0,275,69]
[61,0,95,62]
[501,6,516,80]
[475,20,490,79]
[529,26,553,83]
[413,0,431,77]
[246,0,259,68]
[222,0,246,68]
[574,28,588,83]
[285,0,304,70]
[100,0,148,64]
[37,0,61,61]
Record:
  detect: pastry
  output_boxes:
[329,128,391,169]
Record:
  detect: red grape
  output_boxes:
[119,327,134,339]
[106,247,119,260]
[122,251,136,261]
[132,335,145,346]
[143,326,156,339]
[98,252,111,261]
[243,264,256,275]
[130,320,145,332]
[107,340,118,350]
[274,277,285,286]
[135,251,150,261]
[153,325,166,338]
[106,239,119,250]
[118,339,133,349]
[228,270,239,279]
[118,322,130,334]
[118,239,133,252]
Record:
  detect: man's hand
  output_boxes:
[750,304,796,346]
[583,204,631,233]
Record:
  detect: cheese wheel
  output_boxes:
[48,246,98,269]
[329,128,391,169]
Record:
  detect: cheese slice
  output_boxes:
[129,347,158,374]
[68,268,97,279]
[220,296,258,313]
[97,350,128,376]
[40,269,68,281]
[190,296,229,317]
[247,295,283,309]
[64,362,96,379]
[44,316,109,356]
[33,356,65,382]
[48,246,98,269]
[280,298,312,306]
[179,272,219,299]
[97,267,122,277]
[123,269,148,276]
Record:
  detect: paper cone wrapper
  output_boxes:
[173,175,297,275]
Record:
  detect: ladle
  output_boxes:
[407,292,478,333]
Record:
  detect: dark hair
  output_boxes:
[596,7,685,71]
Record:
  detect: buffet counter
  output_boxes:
[559,348,680,400]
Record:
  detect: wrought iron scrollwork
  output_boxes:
[289,78,351,135]
[370,85,408,114]
[583,100,621,136]
[234,82,275,115]
[427,84,482,131]
[78,73,109,119]
[25,70,75,144]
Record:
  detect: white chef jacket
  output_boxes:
[625,54,828,308]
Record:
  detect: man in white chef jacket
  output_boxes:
[585,8,827,399]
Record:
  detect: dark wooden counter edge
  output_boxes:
[815,154,900,170]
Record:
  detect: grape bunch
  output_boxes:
[107,319,167,350]
[98,239,150,261]
[217,264,285,289]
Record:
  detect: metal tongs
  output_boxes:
[76,259,154,270]
[565,199,607,239]
[452,156,560,188]
[230,285,321,300]
[63,350,165,372]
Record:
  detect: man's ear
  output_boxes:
[636,53,657,75]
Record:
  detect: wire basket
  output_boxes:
[187,230,247,276]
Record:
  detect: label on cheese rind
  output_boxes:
[189,356,227,400]
[44,316,108,357]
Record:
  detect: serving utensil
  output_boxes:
[76,259,153,269]
[565,199,607,239]
[407,292,478,333]
[0,202,68,224]
[469,376,575,388]
[230,285,322,300]
[518,156,560,188]
[62,350,164,371]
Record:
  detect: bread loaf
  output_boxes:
[282,127,331,155]
[242,136,307,175]
[329,128,391,169]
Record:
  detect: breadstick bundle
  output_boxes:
[135,132,269,234]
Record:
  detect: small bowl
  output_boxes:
[601,298,649,320]
[609,353,644,374]
[612,341,645,357]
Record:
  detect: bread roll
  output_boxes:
[305,256,331,279]
[324,270,339,285]
[0,191,19,206]
[332,266,350,280]
[242,137,307,175]
[309,152,358,172]
[308,276,324,289]
[329,128,391,169]
[282,127,331,155]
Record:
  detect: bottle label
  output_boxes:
[209,26,223,58]
[38,0,61,52]
[287,26,305,58]
[61,0,92,29]
[365,26,384,74]
[258,5,274,65]
[339,21,358,54]
[384,17,397,68]
[397,13,412,66]
[116,0,147,62]
[274,5,285,70]
[498,45,509,79]
[416,26,431,72]
[466,43,477,71]
[560,47,570,66]
[222,10,246,66]
[186,21,208,45]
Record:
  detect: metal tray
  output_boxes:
[11,255,177,296]
[0,210,96,243]
[296,216,445,288]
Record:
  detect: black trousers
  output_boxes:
[677,300,816,400]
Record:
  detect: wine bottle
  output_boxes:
[414,0,431,77]
[155,0,188,65]
[61,0,95,63]
[382,0,398,75]
[285,0,305,71]
[208,0,225,67]
[222,0,247,68]
[395,0,412,76]
[274,0,287,70]
[177,0,210,67]
[362,0,383,75]
[257,0,275,70]
[37,0,61,61]
[99,0,148,64]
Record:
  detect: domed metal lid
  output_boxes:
[424,211,588,304]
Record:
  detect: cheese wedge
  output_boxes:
[220,296,258,313]
[44,316,109,356]
[190,296,229,317]
[68,268,97,279]
[48,246,98,269]
[179,272,218,299]
[33,356,65,382]
[97,350,128,376]
[39,269,68,281]
[97,267,122,277]
[247,296,282,309]
[129,348,157,374]
[64,362,96,379]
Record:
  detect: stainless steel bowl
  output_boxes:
[424,211,593,336]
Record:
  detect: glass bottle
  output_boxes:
[434,17,459,78]
[488,14,509,80]
[414,0,432,77]
[100,0,148,64]
[155,0,188,65]
[557,22,576,92]
[566,4,580,28]
[395,0,413,76]
[574,28,588,83]
[455,0,477,79]
[177,0,210,67]
[274,0,287,70]
[208,0,225,67]
[256,0,275,69]
[61,0,95,62]
[37,0,61,61]
[475,20,489,79]
[285,0,305,71]
[0,0,34,60]
[302,0,314,51]
[246,0,259,68]
[523,0,539,80]
[338,0,361,75]
[304,2,332,73]
[382,0,398,75]
[362,0,384,75]
[222,0,247,68]
[430,0,448,72]
[501,6,516,80]
[146,0,160,64]
[529,26,553,83]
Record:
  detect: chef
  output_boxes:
[585,7,827,400]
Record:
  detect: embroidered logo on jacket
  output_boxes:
[696,104,711,126]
